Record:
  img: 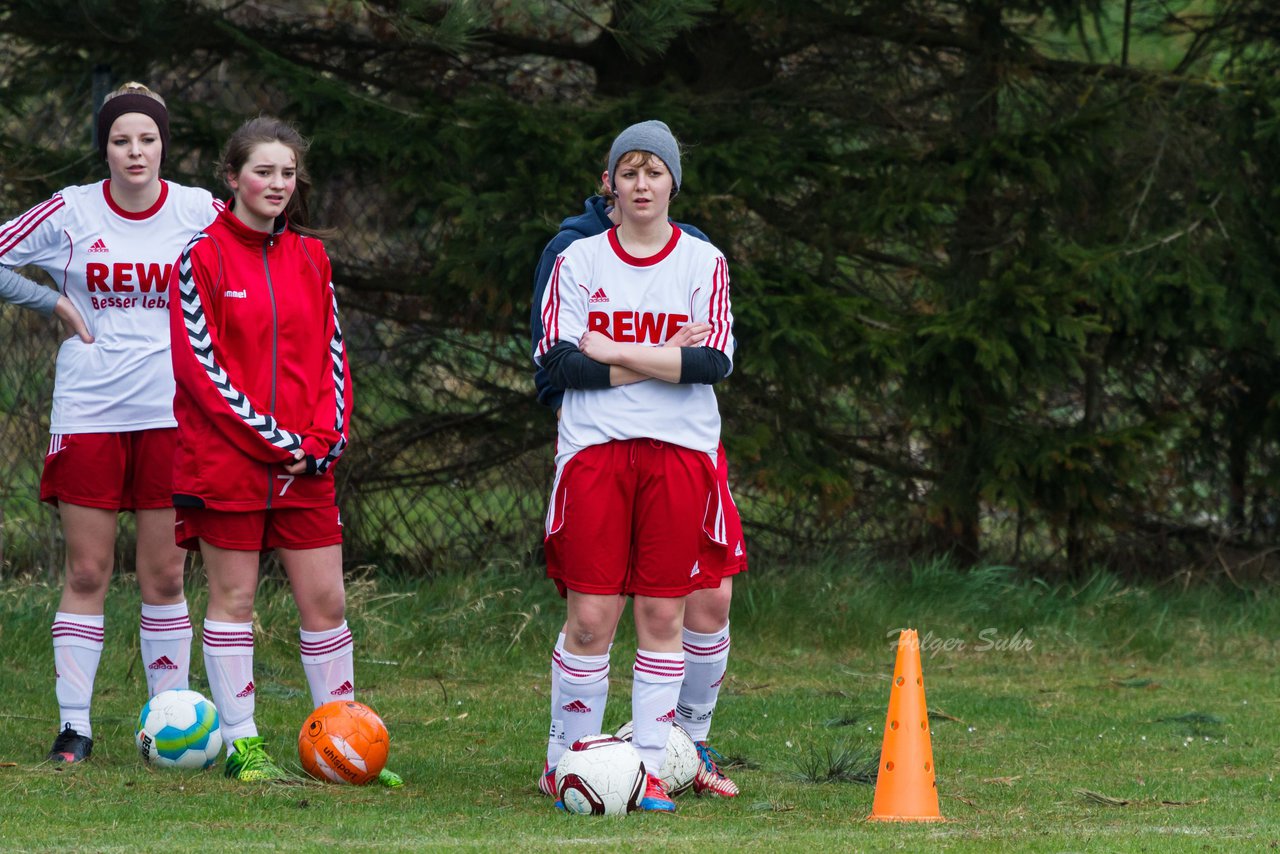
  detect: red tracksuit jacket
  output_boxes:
[168,207,352,511]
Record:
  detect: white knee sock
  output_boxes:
[140,601,193,696]
[632,650,685,776]
[676,622,730,742]
[549,649,609,769]
[299,621,355,708]
[547,632,567,763]
[52,613,104,737]
[202,620,257,751]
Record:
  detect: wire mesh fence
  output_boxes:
[0,296,562,578]
[0,62,882,582]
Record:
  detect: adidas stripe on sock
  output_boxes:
[203,620,258,750]
[52,613,104,737]
[632,650,685,775]
[140,601,193,697]
[547,632,567,765]
[677,622,730,742]
[299,621,355,708]
[549,649,609,769]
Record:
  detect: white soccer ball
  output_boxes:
[555,735,646,815]
[136,689,223,770]
[615,720,699,796]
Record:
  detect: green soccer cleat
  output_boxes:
[224,736,291,783]
[377,767,404,788]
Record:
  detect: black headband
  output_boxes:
[96,93,170,163]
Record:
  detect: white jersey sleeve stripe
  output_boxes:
[708,257,730,352]
[712,257,726,351]
[703,261,720,350]
[537,254,565,359]
[549,256,563,349]
[0,195,64,258]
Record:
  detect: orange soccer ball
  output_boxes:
[298,700,389,785]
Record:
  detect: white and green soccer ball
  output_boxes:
[136,689,222,769]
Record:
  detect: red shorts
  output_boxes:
[40,429,176,512]
[544,439,726,598]
[175,505,343,552]
[718,442,748,577]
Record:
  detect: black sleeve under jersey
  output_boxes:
[679,347,732,384]
[541,341,613,390]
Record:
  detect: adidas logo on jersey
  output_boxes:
[236,681,255,698]
[329,680,354,696]
[87,238,109,253]
[690,561,701,578]
[589,287,609,303]
[147,656,179,670]
[734,541,744,557]
[562,699,592,714]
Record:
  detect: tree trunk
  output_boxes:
[928,0,1006,566]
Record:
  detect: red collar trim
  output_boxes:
[608,224,682,267]
[217,204,288,248]
[103,179,169,220]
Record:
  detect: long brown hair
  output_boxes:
[219,116,330,237]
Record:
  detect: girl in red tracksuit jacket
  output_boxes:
[168,116,398,786]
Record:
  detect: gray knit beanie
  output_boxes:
[607,120,682,194]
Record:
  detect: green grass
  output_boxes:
[2,559,1280,851]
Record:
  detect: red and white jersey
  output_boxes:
[0,180,221,433]
[536,225,733,465]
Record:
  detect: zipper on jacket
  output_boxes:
[263,237,279,508]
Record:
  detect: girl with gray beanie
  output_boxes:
[531,125,745,805]
[534,120,736,812]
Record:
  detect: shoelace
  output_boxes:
[696,743,725,774]
[51,728,83,751]
[238,742,273,770]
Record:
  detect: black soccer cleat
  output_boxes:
[48,725,93,763]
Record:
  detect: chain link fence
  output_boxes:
[0,60,880,581]
[0,61,565,578]
[0,296,564,578]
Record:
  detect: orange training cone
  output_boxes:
[867,628,943,822]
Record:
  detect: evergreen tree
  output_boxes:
[2,0,1277,573]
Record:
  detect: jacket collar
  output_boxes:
[218,200,289,247]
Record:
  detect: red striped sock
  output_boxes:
[299,621,355,708]
[632,650,685,775]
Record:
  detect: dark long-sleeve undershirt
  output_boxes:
[541,341,731,389]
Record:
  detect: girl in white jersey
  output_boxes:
[534,120,735,812]
[0,82,221,763]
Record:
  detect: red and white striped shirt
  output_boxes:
[536,225,734,465]
[0,180,220,433]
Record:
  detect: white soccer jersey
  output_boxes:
[535,225,734,466]
[0,180,220,433]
